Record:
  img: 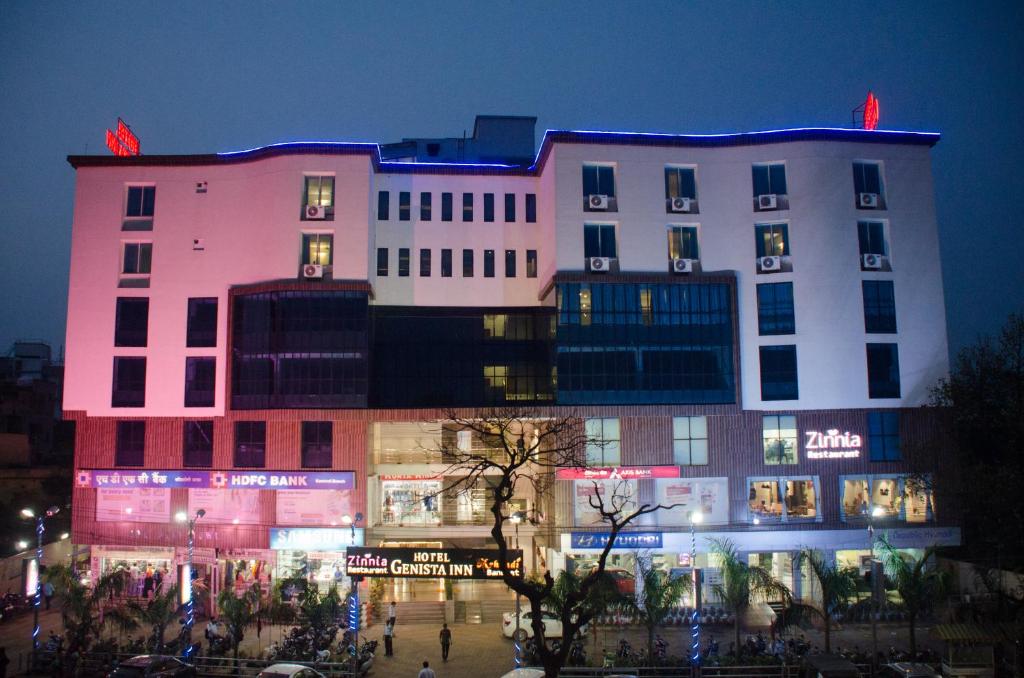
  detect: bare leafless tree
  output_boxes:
[428,408,682,678]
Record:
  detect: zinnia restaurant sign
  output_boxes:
[805,429,862,459]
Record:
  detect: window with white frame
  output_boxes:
[747,475,819,522]
[762,414,798,464]
[672,416,708,465]
[122,242,152,275]
[585,418,620,466]
[304,175,334,207]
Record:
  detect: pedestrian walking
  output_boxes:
[383,620,394,657]
[153,568,164,595]
[387,600,397,626]
[418,660,436,678]
[43,580,54,610]
[439,623,452,662]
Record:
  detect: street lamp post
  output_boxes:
[868,505,885,671]
[176,508,205,662]
[341,512,363,670]
[689,510,704,666]
[510,511,524,668]
[22,506,59,658]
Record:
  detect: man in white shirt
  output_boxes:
[417,660,436,678]
[388,600,397,626]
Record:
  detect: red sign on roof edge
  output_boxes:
[863,92,879,131]
[105,118,140,156]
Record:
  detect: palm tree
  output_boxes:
[624,556,691,664]
[545,569,622,657]
[796,549,859,653]
[216,585,260,661]
[708,538,794,652]
[874,536,950,655]
[127,585,181,652]
[44,564,136,654]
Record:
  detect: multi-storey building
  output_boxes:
[64,116,958,607]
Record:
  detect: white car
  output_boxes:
[502,609,586,640]
[256,665,325,678]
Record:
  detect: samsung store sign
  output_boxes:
[805,429,862,460]
[269,528,365,551]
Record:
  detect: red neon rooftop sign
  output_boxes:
[863,92,879,131]
[105,118,140,156]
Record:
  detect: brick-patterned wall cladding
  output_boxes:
[68,406,955,548]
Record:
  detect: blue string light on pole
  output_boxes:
[176,508,205,663]
[689,510,704,667]
[21,506,59,658]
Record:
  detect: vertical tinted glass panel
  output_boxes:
[115,421,145,466]
[398,248,410,277]
[484,250,495,277]
[668,227,699,260]
[858,222,887,255]
[112,357,146,407]
[757,283,795,335]
[234,421,266,467]
[759,345,798,401]
[115,297,149,347]
[583,224,617,258]
[863,281,897,333]
[505,250,516,277]
[420,192,432,220]
[868,411,901,461]
[301,421,332,468]
[441,249,452,277]
[665,168,697,199]
[122,243,153,274]
[483,193,494,222]
[525,194,537,222]
[853,162,883,195]
[867,343,901,398]
[526,250,537,278]
[187,298,218,347]
[463,250,474,277]
[184,357,216,407]
[126,186,156,217]
[399,192,411,221]
[376,248,389,276]
[420,249,431,277]
[442,193,453,221]
[462,193,473,221]
[183,420,213,467]
[752,164,787,196]
[504,193,516,222]
[377,191,389,220]
[582,165,616,197]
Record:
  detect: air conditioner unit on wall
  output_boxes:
[758,194,778,210]
[305,204,328,219]
[862,253,883,270]
[759,256,782,272]
[858,192,879,208]
[670,197,692,212]
[588,257,611,272]
[588,194,609,210]
[671,258,694,274]
[303,264,324,279]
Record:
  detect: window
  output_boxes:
[863,281,897,333]
[504,193,516,222]
[114,297,149,347]
[183,421,213,467]
[376,248,388,276]
[420,248,431,277]
[462,249,474,277]
[748,476,819,521]
[441,192,453,221]
[484,193,495,222]
[755,224,790,257]
[483,250,495,277]
[868,412,901,461]
[582,165,616,198]
[525,194,537,222]
[665,167,697,199]
[234,421,266,468]
[420,192,432,220]
[760,345,798,401]
[526,250,537,278]
[304,175,334,207]
[122,242,152,275]
[398,248,410,277]
[668,226,699,260]
[301,233,333,266]
[752,163,787,196]
[858,221,888,256]
[125,186,155,218]
[867,343,901,398]
[301,421,332,468]
[762,415,798,464]
[583,224,617,258]
[378,191,390,220]
[184,357,216,407]
[186,298,218,347]
[115,420,145,466]
[853,162,884,198]
[462,192,473,221]
[112,357,146,407]
[757,283,795,335]
[585,418,621,465]
[505,250,516,277]
[673,416,708,465]
[399,191,411,221]
[441,249,452,277]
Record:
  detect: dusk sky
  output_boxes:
[1,1,1021,359]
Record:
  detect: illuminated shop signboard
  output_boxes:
[570,532,663,549]
[76,469,355,490]
[269,528,365,551]
[556,466,680,481]
[105,118,140,156]
[805,430,863,459]
[345,547,523,579]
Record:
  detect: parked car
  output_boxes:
[594,566,636,595]
[878,663,941,678]
[499,670,545,678]
[502,609,587,640]
[256,665,326,678]
[107,656,196,678]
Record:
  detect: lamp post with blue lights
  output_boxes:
[510,510,526,668]
[688,510,704,666]
[176,508,205,662]
[868,505,885,671]
[21,505,59,658]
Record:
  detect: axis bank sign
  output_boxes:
[805,429,862,459]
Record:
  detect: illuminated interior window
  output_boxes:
[304,175,334,207]
[584,417,620,466]
[672,416,708,465]
[668,226,699,260]
[842,478,871,518]
[639,288,653,326]
[871,477,900,517]
[579,288,592,326]
[302,233,333,266]
[483,365,508,392]
[483,315,507,338]
[762,415,798,464]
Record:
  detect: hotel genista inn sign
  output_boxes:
[805,429,863,459]
[346,547,523,579]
